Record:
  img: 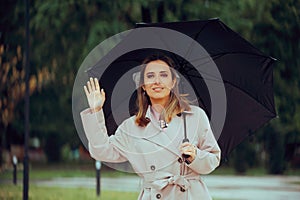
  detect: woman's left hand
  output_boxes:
[180,142,197,163]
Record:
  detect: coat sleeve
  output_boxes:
[187,108,221,174]
[80,108,128,162]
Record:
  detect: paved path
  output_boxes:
[31,175,300,200]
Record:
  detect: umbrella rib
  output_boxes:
[181,69,276,116]
[178,52,273,77]
[190,52,275,63]
[185,71,275,115]
[182,20,214,61]
[210,52,276,60]
[181,52,275,82]
[223,80,276,116]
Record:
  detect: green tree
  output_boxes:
[250,0,300,173]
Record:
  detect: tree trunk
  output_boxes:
[141,5,151,23]
[157,1,165,22]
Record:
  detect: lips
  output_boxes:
[152,87,164,92]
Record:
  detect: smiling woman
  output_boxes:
[143,60,175,104]
[80,53,221,200]
[135,54,191,127]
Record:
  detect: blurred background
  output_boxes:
[0,0,299,199]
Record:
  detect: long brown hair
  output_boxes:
[135,54,191,127]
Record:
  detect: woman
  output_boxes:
[81,54,220,199]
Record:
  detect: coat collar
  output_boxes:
[145,106,194,122]
[119,106,194,139]
[118,105,197,158]
[141,106,195,157]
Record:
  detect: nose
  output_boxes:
[154,75,161,84]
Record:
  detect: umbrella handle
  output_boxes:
[182,138,189,143]
[182,113,191,158]
[182,138,191,158]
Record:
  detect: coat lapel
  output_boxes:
[118,107,196,158]
[144,113,185,157]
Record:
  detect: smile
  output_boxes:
[152,87,164,92]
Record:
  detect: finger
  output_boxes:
[180,142,191,148]
[183,147,195,155]
[183,151,192,155]
[90,77,96,91]
[94,78,100,91]
[180,146,189,153]
[87,80,92,93]
[179,144,187,151]
[101,88,105,97]
[188,147,195,153]
[187,147,196,155]
[180,144,194,153]
[84,86,89,96]
[185,145,195,151]
[180,143,187,148]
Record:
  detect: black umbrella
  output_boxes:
[86,18,277,160]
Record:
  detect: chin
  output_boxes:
[149,94,170,102]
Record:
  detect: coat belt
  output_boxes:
[143,174,201,191]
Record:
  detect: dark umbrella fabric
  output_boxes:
[87,18,277,160]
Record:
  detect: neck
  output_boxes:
[151,103,165,114]
[150,98,169,113]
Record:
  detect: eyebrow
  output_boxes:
[159,71,168,74]
[146,71,169,75]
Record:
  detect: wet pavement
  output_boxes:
[29,175,300,200]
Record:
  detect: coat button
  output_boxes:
[150,165,156,171]
[178,157,183,163]
[156,194,161,199]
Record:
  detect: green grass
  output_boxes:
[0,169,136,180]
[1,162,298,200]
[0,162,137,180]
[0,185,139,200]
[1,164,299,182]
[0,162,139,200]
[0,185,230,200]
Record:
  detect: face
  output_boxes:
[142,60,175,106]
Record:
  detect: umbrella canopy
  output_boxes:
[87,18,277,160]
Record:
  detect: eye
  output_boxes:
[160,72,168,78]
[146,74,154,79]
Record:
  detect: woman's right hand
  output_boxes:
[84,77,105,112]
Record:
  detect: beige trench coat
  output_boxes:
[81,105,221,200]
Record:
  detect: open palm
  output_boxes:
[84,77,105,112]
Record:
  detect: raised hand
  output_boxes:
[84,77,105,112]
